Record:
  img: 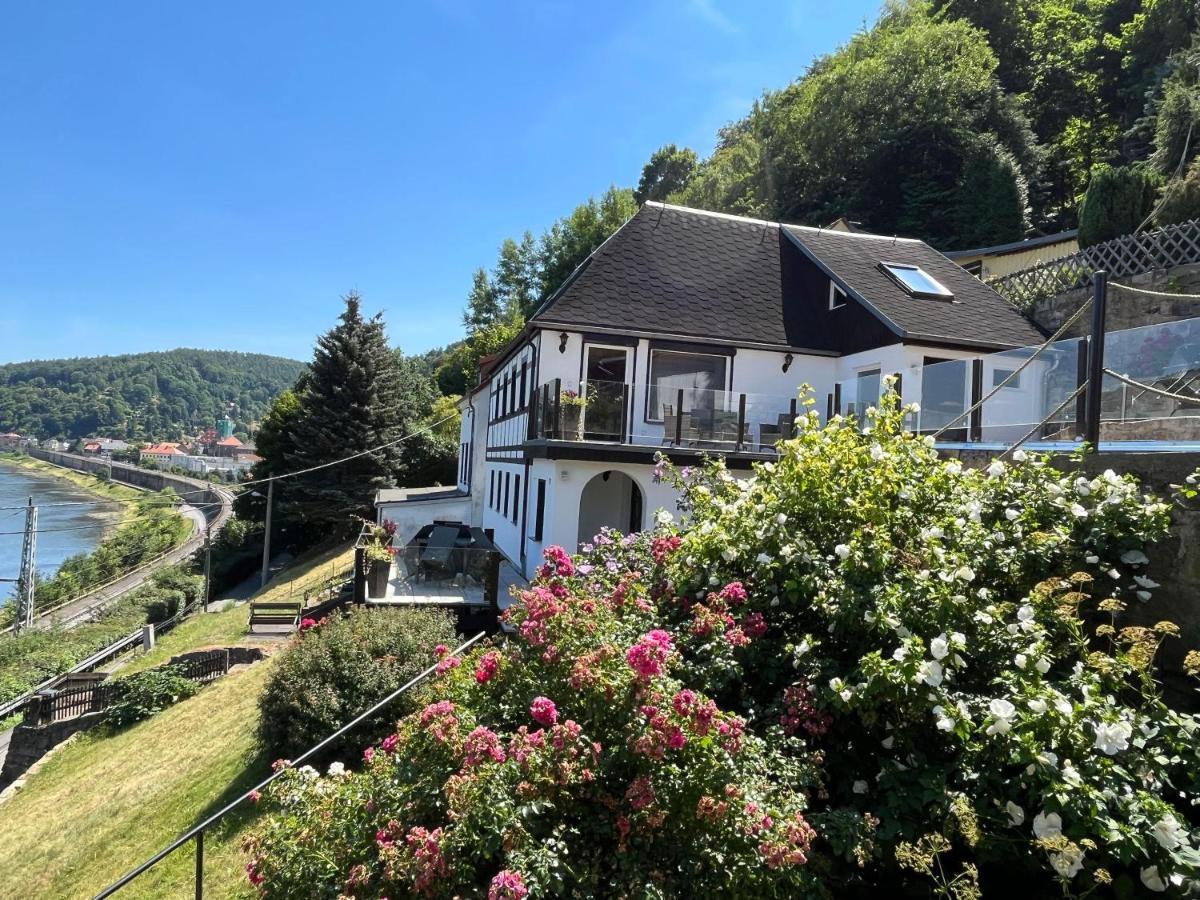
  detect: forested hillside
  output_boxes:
[0,349,306,440]
[428,0,1200,393]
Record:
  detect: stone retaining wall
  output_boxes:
[0,712,104,791]
[1028,263,1200,336]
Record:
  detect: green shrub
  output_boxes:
[256,607,458,760]
[143,589,184,624]
[104,665,199,729]
[1156,157,1200,227]
[248,391,1200,897]
[1078,165,1160,247]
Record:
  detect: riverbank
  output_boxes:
[0,451,144,510]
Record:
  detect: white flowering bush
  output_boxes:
[649,390,1200,895]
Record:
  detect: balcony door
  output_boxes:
[582,345,629,442]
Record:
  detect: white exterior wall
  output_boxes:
[377,495,474,545]
[485,342,536,460]
[481,460,528,566]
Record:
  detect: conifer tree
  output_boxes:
[282,293,419,534]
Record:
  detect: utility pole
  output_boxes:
[1084,270,1109,448]
[14,497,37,634]
[259,476,274,589]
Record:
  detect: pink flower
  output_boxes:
[626,630,674,681]
[719,581,748,605]
[488,870,529,900]
[651,535,682,565]
[475,650,502,683]
[363,746,375,763]
[744,611,768,638]
[725,627,750,647]
[463,726,507,766]
[434,644,451,659]
[537,545,575,579]
[436,655,461,675]
[380,733,400,754]
[672,689,697,716]
[530,696,559,726]
[298,617,317,632]
[625,775,657,810]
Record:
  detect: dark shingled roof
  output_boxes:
[782,225,1046,348]
[533,202,794,346]
[532,202,1045,351]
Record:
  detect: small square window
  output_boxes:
[880,262,954,300]
[829,283,848,310]
[992,368,1021,390]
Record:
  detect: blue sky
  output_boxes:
[0,1,879,365]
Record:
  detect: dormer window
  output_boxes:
[829,282,848,310]
[879,262,954,300]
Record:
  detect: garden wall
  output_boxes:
[1028,263,1200,336]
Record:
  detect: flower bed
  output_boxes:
[247,392,1200,897]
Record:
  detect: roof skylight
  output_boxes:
[879,262,954,300]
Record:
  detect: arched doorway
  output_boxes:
[577,470,643,548]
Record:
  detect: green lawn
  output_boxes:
[0,542,357,898]
[0,658,272,899]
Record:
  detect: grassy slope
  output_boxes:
[0,542,356,899]
[0,658,271,899]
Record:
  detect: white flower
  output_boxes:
[955,565,976,582]
[1011,449,1027,462]
[929,633,950,660]
[922,525,944,541]
[1005,507,1020,521]
[1141,866,1168,892]
[1085,554,1100,564]
[870,444,885,460]
[327,761,347,778]
[965,500,983,522]
[1006,801,1025,825]
[986,698,1016,734]
[1137,590,1152,602]
[1134,575,1160,589]
[919,660,944,687]
[1015,653,1027,669]
[776,513,787,525]
[721,547,738,562]
[1150,814,1186,850]
[986,460,1006,478]
[1069,503,1088,518]
[834,544,851,560]
[1035,657,1051,674]
[1028,697,1047,714]
[1032,811,1062,839]
[852,780,868,794]
[298,765,319,781]
[840,689,853,702]
[1120,549,1149,566]
[1016,604,1035,624]
[1092,719,1132,755]
[892,646,908,662]
[1050,846,1085,879]
[945,460,962,476]
[655,509,674,525]
[881,736,895,749]
[1054,697,1072,716]
[1107,568,1121,580]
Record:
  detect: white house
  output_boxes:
[384,202,1048,578]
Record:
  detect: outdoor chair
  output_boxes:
[757,421,781,451]
[419,525,461,581]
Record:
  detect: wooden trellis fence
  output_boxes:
[989,219,1200,308]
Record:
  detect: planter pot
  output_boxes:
[561,405,583,440]
[367,559,391,599]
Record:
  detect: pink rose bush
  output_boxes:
[248,391,1200,896]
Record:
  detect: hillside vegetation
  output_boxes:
[0,348,306,440]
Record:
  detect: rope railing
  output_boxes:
[929,296,1094,440]
[1102,368,1200,406]
[92,629,489,900]
[999,381,1090,460]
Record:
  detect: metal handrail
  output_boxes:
[93,630,488,899]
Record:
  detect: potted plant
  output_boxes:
[359,519,397,599]
[559,389,588,440]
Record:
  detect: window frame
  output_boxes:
[644,348,731,424]
[829,282,848,310]
[878,261,955,300]
[991,367,1022,390]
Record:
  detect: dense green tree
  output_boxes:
[280,293,434,535]
[493,232,541,319]
[538,186,639,299]
[1077,165,1161,246]
[1156,156,1200,225]
[634,144,698,203]
[461,268,502,336]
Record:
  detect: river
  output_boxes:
[0,462,120,591]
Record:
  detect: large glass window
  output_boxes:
[647,350,728,421]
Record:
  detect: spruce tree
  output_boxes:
[283,293,416,535]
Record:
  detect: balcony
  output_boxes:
[527,378,801,460]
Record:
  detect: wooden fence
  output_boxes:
[24,649,230,727]
[989,219,1200,308]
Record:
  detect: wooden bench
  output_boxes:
[248,601,303,631]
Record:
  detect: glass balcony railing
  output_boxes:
[530,378,803,453]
